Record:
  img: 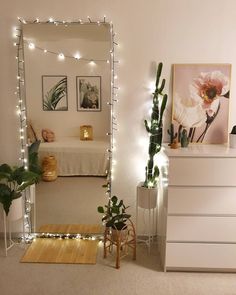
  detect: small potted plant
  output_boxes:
[137,62,168,209]
[229,126,236,148]
[97,195,131,240]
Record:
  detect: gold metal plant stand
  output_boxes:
[103,219,136,269]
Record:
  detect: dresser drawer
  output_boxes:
[167,216,236,242]
[166,243,236,270]
[168,187,236,215]
[168,158,236,186]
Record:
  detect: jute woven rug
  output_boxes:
[21,224,103,264]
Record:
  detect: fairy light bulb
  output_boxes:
[44,49,47,53]
[58,53,65,60]
[74,53,81,60]
[28,43,35,50]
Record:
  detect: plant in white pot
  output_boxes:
[137,62,168,209]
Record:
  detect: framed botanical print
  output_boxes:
[172,64,231,144]
[76,76,101,111]
[42,75,68,111]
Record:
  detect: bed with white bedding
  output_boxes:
[39,137,109,176]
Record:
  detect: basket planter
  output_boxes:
[42,156,57,181]
[111,227,128,242]
[137,183,157,209]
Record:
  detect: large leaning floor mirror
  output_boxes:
[20,20,113,235]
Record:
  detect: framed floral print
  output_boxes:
[172,64,231,144]
[76,76,101,111]
[42,75,68,111]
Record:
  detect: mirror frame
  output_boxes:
[15,17,117,241]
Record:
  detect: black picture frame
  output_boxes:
[42,75,68,111]
[76,76,101,112]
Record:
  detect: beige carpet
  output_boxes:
[21,238,99,264]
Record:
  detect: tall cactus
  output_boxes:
[167,123,177,145]
[143,62,168,188]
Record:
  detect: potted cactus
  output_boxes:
[167,123,177,146]
[180,128,190,148]
[229,125,236,148]
[137,62,168,209]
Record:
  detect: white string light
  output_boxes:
[24,39,109,63]
[15,16,120,242]
[58,53,65,60]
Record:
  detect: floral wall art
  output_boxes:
[172,64,231,144]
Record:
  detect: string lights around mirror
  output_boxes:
[14,16,119,242]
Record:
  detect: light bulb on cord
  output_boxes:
[58,53,65,60]
[28,43,35,50]
[74,53,81,60]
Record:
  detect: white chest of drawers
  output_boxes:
[163,144,236,272]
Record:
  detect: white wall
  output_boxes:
[1,0,236,229]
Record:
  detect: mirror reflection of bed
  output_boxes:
[23,23,111,231]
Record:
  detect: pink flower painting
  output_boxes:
[172,64,231,144]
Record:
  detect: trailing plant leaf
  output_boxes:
[97,206,105,213]
[0,184,13,215]
[28,140,42,181]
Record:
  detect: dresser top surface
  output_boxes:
[163,144,236,158]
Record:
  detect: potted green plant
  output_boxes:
[97,196,131,240]
[137,62,168,209]
[0,163,39,216]
[229,126,236,148]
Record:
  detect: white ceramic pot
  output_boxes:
[8,196,23,221]
[229,134,236,148]
[137,183,157,209]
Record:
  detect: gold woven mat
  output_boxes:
[21,238,99,264]
[21,224,103,264]
[38,224,104,234]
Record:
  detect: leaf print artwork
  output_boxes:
[42,76,68,111]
